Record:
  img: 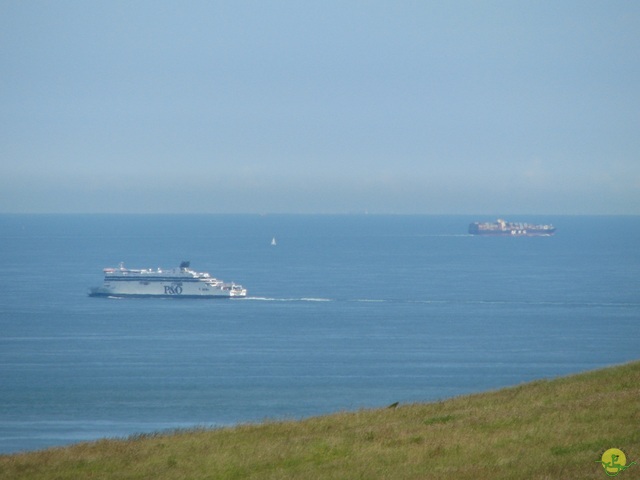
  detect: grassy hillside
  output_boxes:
[1,361,639,479]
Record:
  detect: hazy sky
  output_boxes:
[1,1,639,214]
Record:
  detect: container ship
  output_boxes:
[468,219,556,236]
[89,261,247,298]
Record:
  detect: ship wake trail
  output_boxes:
[244,297,333,303]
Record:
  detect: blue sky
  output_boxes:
[1,1,639,214]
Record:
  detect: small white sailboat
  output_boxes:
[271,237,277,246]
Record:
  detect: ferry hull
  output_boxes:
[89,284,246,298]
[89,291,241,299]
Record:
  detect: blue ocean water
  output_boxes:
[0,214,638,454]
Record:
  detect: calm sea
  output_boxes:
[0,215,638,454]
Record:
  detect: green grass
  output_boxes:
[1,361,639,479]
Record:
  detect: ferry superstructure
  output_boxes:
[89,261,247,298]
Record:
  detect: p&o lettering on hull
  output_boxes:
[164,284,183,295]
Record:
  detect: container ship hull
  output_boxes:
[469,219,556,237]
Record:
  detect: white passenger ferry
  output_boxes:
[89,261,247,298]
